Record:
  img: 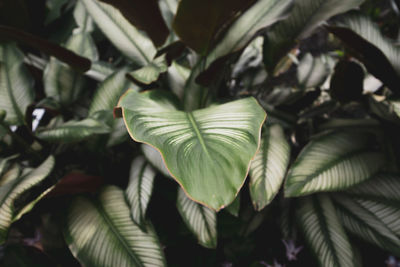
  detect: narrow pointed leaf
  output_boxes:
[167,61,190,99]
[118,89,266,210]
[36,118,111,143]
[249,124,290,210]
[126,156,156,226]
[298,195,355,267]
[44,31,97,105]
[177,188,217,248]
[0,43,34,125]
[81,0,156,65]
[141,144,171,178]
[284,132,384,197]
[264,0,364,70]
[333,195,400,256]
[65,185,166,267]
[0,156,55,243]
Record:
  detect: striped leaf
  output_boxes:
[264,0,364,70]
[297,53,330,89]
[0,43,34,125]
[167,61,190,100]
[81,0,156,65]
[298,194,356,267]
[333,195,400,256]
[65,185,166,267]
[177,188,217,248]
[43,31,97,105]
[249,124,290,211]
[126,156,156,226]
[284,132,384,197]
[0,156,55,244]
[36,118,111,143]
[141,144,171,178]
[118,89,266,210]
[128,56,168,85]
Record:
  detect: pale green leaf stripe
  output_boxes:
[346,173,400,204]
[0,156,55,243]
[249,124,290,210]
[89,68,136,115]
[204,0,293,69]
[298,195,355,267]
[297,53,330,89]
[0,43,34,125]
[0,164,20,187]
[284,132,384,197]
[65,185,166,267]
[142,144,172,178]
[119,89,266,210]
[333,195,400,255]
[177,188,217,248]
[44,32,97,105]
[126,156,156,226]
[81,0,156,65]
[36,118,111,143]
[129,56,168,85]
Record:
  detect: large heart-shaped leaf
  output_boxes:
[249,124,290,211]
[0,156,55,243]
[177,188,217,248]
[0,43,34,125]
[263,0,364,71]
[284,132,384,197]
[333,195,400,256]
[126,156,156,226]
[118,89,266,210]
[81,0,156,65]
[65,185,166,267]
[298,194,356,267]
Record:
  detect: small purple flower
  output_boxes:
[282,239,303,261]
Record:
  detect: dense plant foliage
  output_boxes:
[0,0,400,266]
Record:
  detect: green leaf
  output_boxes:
[141,144,171,178]
[0,156,55,244]
[225,194,240,217]
[298,194,356,267]
[127,56,168,85]
[177,188,217,248]
[173,0,256,54]
[333,195,400,256]
[167,61,190,100]
[89,68,135,115]
[297,53,330,89]
[264,0,364,71]
[65,185,166,267]
[284,132,384,197]
[249,124,290,211]
[81,0,156,65]
[44,31,97,105]
[203,0,293,72]
[125,156,156,226]
[0,43,34,125]
[36,118,111,143]
[119,89,266,210]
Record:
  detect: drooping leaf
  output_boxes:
[73,1,95,32]
[173,0,256,54]
[81,0,156,65]
[141,144,171,178]
[65,185,166,267]
[264,0,364,71]
[177,188,217,248]
[0,156,55,244]
[127,56,168,85]
[249,124,290,211]
[43,31,98,105]
[0,26,91,72]
[0,43,34,125]
[284,132,384,197]
[36,118,111,143]
[328,13,400,93]
[298,194,356,267]
[125,156,156,226]
[225,193,240,217]
[297,53,330,89]
[118,89,266,210]
[167,61,190,99]
[202,0,293,76]
[98,0,169,47]
[89,68,135,115]
[333,195,400,256]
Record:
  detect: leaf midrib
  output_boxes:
[94,198,144,267]
[186,112,210,158]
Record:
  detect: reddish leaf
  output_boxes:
[47,172,103,197]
